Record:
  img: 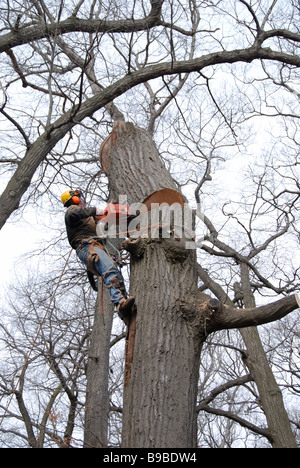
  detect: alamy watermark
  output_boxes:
[95,195,206,250]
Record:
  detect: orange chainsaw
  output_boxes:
[97,190,185,224]
[97,201,135,224]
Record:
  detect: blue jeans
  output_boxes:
[77,241,126,305]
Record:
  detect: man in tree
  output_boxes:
[61,188,135,319]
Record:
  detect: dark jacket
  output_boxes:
[65,205,97,249]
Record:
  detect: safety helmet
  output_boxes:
[61,189,86,207]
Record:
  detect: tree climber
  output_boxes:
[61,189,135,320]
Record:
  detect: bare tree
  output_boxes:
[0,266,92,447]
[0,0,299,448]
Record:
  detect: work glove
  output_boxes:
[95,206,107,222]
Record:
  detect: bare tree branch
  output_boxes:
[0,1,164,53]
[207,294,300,332]
[1,44,300,230]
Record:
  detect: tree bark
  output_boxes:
[207,294,299,332]
[122,241,202,448]
[84,281,114,448]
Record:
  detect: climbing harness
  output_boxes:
[76,235,129,292]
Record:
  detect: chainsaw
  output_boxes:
[97,189,185,226]
[97,201,133,224]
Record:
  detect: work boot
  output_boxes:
[117,296,135,320]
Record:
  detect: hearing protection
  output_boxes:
[71,194,81,205]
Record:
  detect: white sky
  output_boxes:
[0,214,44,289]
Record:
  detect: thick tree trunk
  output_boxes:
[122,241,202,448]
[84,283,114,448]
[101,122,204,447]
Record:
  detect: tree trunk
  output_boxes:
[239,264,297,448]
[101,122,204,447]
[84,281,114,448]
[122,241,202,448]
